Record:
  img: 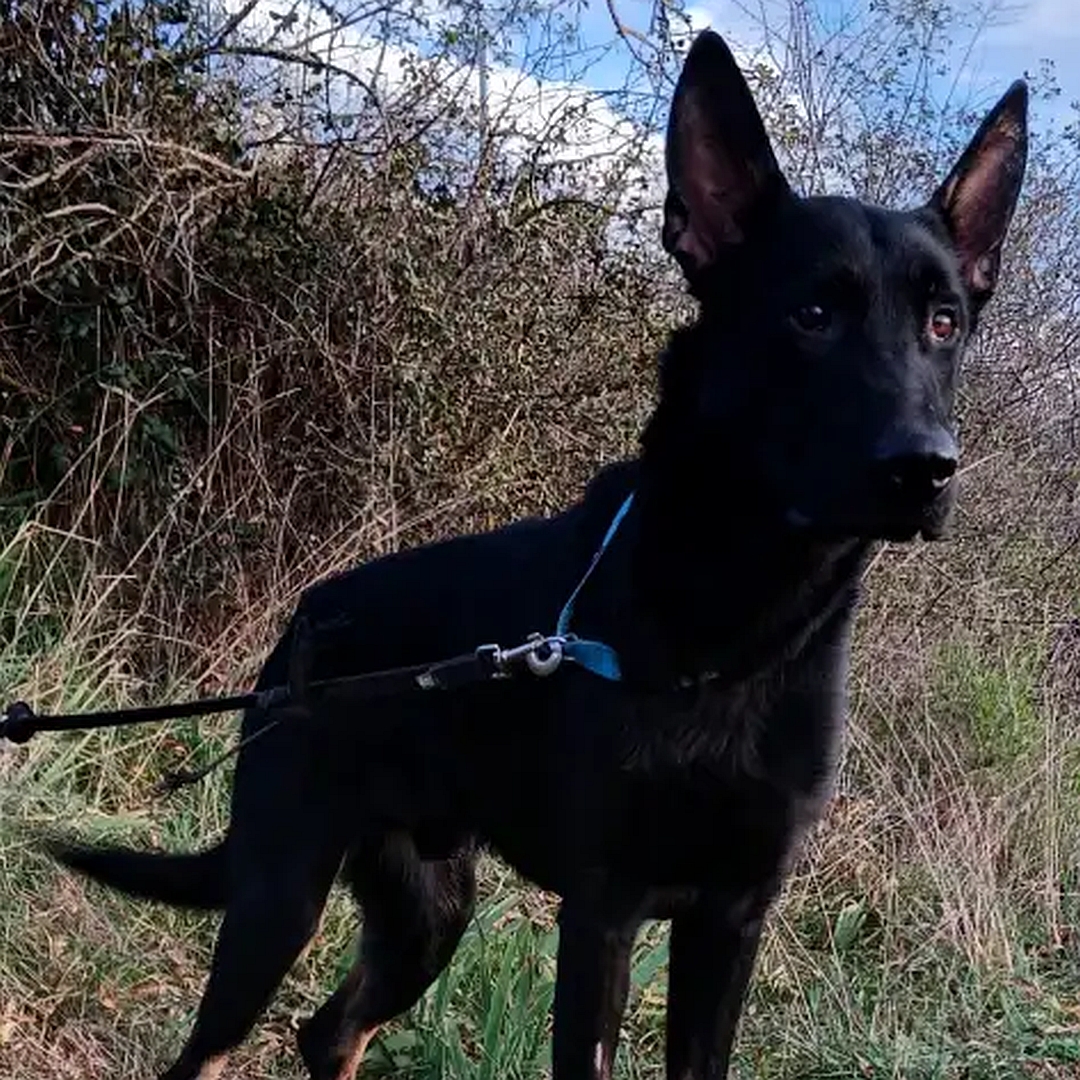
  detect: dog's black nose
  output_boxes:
[873,430,958,506]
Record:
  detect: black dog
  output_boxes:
[45,30,1028,1080]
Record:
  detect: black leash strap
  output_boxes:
[0,639,524,749]
[2,493,635,764]
[0,640,510,795]
[149,644,508,795]
[0,490,639,797]
[0,690,286,745]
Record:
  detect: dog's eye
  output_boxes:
[792,303,832,334]
[928,307,958,342]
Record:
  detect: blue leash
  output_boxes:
[551,492,635,682]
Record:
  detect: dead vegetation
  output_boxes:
[2,1,1080,1076]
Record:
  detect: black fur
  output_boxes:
[44,31,1028,1080]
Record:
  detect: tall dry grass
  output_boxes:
[2,1,1080,1077]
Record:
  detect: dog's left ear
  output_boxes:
[929,80,1028,310]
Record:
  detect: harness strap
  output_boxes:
[555,492,634,682]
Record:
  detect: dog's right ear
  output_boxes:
[662,30,789,279]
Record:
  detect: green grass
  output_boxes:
[3,536,1080,1079]
[3,767,1080,1079]
[932,640,1045,773]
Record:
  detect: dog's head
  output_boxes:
[655,30,1028,541]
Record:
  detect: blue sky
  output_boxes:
[568,0,1080,134]
[219,0,1078,138]
[218,0,1078,182]
[977,0,1080,97]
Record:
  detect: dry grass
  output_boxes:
[4,527,1080,1080]
[3,1,1080,1077]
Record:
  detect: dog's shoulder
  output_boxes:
[579,458,639,515]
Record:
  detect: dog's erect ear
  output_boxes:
[929,80,1028,309]
[662,30,789,278]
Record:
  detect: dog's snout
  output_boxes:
[873,430,958,506]
[881,452,957,499]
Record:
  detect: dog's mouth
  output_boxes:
[785,504,951,543]
[779,461,958,543]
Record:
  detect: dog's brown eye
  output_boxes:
[929,307,958,342]
[793,304,831,333]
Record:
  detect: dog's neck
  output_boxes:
[621,389,869,685]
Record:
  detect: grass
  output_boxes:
[2,514,1080,1080]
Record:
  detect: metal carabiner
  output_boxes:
[524,635,564,677]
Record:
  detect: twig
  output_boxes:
[41,202,118,221]
[187,44,383,118]
[0,129,254,181]
[603,0,653,48]
[207,0,261,51]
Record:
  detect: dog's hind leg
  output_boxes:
[297,835,477,1080]
[157,836,345,1080]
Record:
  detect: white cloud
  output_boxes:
[682,6,717,36]
[999,0,1080,41]
[218,0,671,236]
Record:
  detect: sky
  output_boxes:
[218,0,1079,210]
[219,0,1080,126]
[977,0,1080,111]
[572,0,1080,130]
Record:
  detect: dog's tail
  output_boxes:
[43,836,229,910]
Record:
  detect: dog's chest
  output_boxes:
[626,664,839,781]
[598,675,841,886]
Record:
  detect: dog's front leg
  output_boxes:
[551,893,644,1080]
[664,888,774,1080]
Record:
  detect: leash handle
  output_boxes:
[0,701,36,744]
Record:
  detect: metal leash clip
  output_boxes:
[477,633,566,678]
[523,633,564,676]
